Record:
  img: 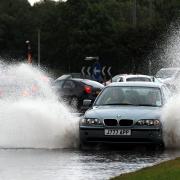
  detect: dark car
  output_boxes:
[53,78,104,111]
[56,73,83,80]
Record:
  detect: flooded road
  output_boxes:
[0,148,179,180]
[0,62,179,180]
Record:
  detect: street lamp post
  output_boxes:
[25,40,32,64]
[132,0,137,28]
[38,29,41,67]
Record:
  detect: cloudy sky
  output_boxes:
[28,0,59,6]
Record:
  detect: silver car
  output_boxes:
[105,74,159,85]
[79,82,170,147]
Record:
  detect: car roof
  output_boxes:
[55,77,84,82]
[107,82,163,88]
[56,73,82,80]
[70,78,88,81]
[115,74,152,78]
[56,78,104,85]
[72,78,103,84]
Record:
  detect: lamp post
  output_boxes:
[25,40,32,64]
[132,0,137,28]
[37,29,41,67]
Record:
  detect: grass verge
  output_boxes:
[111,157,180,180]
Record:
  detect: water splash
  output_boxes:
[0,61,79,149]
[161,94,180,148]
[160,22,180,67]
[157,22,180,148]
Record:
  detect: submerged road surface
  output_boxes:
[0,149,179,180]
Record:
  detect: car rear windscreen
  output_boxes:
[82,80,104,88]
[126,77,151,82]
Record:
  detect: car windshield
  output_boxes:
[95,86,162,107]
[53,80,64,88]
[155,69,179,79]
[126,77,151,82]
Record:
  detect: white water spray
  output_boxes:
[0,61,79,149]
[157,22,180,148]
[162,95,180,148]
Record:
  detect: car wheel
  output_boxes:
[70,97,79,109]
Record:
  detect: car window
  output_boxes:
[112,75,121,82]
[118,77,123,82]
[126,77,151,82]
[53,80,64,88]
[95,86,162,107]
[63,80,76,88]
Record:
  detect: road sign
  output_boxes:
[92,62,102,82]
[80,65,111,81]
[107,67,112,76]
[102,66,106,76]
[81,66,86,77]
[87,66,91,76]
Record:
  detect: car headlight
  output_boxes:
[136,119,161,126]
[80,118,103,126]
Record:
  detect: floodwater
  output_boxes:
[0,148,179,180]
[0,49,180,180]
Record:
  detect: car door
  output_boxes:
[53,80,65,99]
[61,80,76,102]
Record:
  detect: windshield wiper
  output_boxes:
[102,103,136,106]
[137,104,160,107]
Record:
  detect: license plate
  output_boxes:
[104,129,131,136]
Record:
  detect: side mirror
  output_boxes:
[83,99,92,107]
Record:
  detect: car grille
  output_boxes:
[119,119,133,126]
[104,119,118,126]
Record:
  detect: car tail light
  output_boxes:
[84,86,92,94]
